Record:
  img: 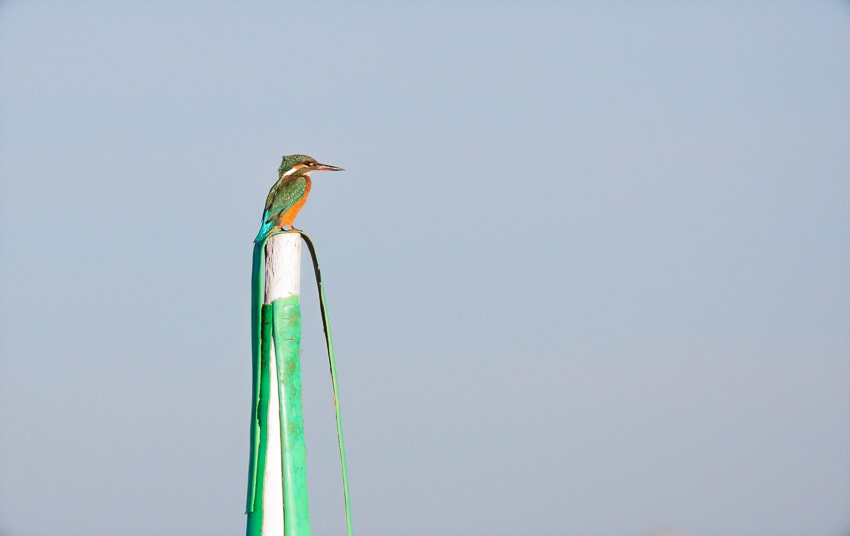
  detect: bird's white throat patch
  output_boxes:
[281,166,301,178]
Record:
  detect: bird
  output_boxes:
[254,154,344,242]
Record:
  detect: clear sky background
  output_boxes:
[1,2,849,536]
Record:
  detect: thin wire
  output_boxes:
[298,231,354,536]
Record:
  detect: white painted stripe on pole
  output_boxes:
[265,233,301,303]
[262,337,284,536]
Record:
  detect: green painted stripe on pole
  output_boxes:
[246,239,266,513]
[300,232,354,536]
[246,304,273,535]
[271,295,311,536]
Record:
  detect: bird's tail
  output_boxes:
[254,220,275,244]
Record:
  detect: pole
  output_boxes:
[247,232,311,536]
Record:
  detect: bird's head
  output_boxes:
[278,154,344,178]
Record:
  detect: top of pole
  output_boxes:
[264,233,302,303]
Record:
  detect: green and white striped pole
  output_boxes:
[246,232,311,536]
[245,227,355,536]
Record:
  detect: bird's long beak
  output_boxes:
[315,163,344,172]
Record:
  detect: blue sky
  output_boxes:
[1,2,849,535]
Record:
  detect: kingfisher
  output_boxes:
[254,154,344,242]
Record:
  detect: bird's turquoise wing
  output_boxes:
[264,176,308,224]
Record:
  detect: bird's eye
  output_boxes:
[307,161,316,167]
